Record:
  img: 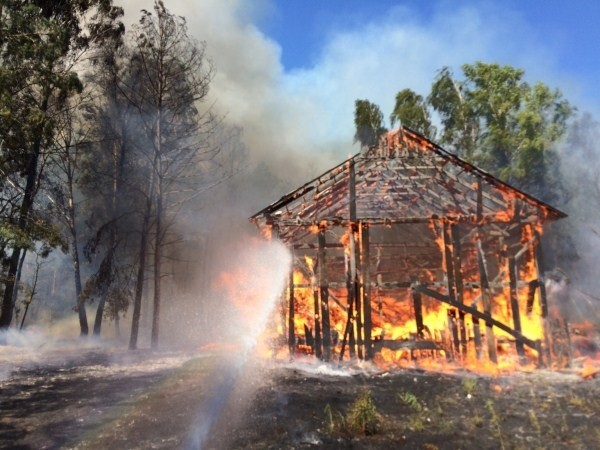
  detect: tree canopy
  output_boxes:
[354,62,573,202]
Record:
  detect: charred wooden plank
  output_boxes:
[288,252,295,358]
[412,282,425,339]
[508,255,525,360]
[318,230,332,361]
[361,223,373,359]
[476,238,498,363]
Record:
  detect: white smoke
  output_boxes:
[118,0,596,186]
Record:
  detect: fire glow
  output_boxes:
[249,127,595,375]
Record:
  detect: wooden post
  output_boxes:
[442,221,456,300]
[313,271,322,358]
[533,228,551,367]
[347,160,359,358]
[446,309,457,358]
[361,223,373,359]
[272,224,287,342]
[451,225,464,304]
[450,309,460,353]
[458,310,467,356]
[451,225,467,355]
[344,250,356,359]
[473,318,483,360]
[508,255,525,360]
[318,230,331,361]
[288,251,295,358]
[477,238,497,363]
[476,178,483,223]
[474,180,485,360]
[412,282,424,338]
[353,224,363,360]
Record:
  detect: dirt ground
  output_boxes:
[210,358,600,450]
[1,347,599,450]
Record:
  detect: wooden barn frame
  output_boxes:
[250,127,569,367]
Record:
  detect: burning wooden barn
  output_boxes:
[250,127,570,370]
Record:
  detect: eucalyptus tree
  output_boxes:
[0,0,123,330]
[123,1,218,349]
[390,88,435,138]
[353,99,387,148]
[354,62,572,203]
[75,6,130,337]
[429,62,572,201]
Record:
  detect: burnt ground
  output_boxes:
[1,347,599,450]
[209,358,600,450]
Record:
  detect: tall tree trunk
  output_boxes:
[129,149,157,350]
[129,205,151,350]
[151,186,162,349]
[20,253,40,330]
[150,100,163,349]
[11,250,27,322]
[0,95,47,328]
[94,120,127,336]
[93,283,108,336]
[69,180,88,336]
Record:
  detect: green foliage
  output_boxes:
[347,389,381,435]
[356,61,573,204]
[397,390,424,412]
[430,62,573,201]
[390,88,435,137]
[461,377,479,396]
[485,399,506,450]
[0,0,124,329]
[428,67,478,159]
[323,403,345,433]
[354,99,387,147]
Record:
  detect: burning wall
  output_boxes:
[250,127,572,372]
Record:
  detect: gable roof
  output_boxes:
[250,127,566,242]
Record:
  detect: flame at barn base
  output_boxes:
[249,127,589,375]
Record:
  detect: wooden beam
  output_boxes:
[508,255,525,360]
[442,221,456,300]
[341,160,358,360]
[288,250,295,358]
[412,282,424,338]
[312,277,322,358]
[476,178,483,222]
[318,230,331,361]
[417,285,540,352]
[451,224,467,355]
[533,227,551,367]
[473,318,483,360]
[476,238,498,363]
[361,223,373,359]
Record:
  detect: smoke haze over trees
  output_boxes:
[1,0,599,344]
[0,1,247,346]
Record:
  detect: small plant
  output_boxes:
[422,444,439,450]
[347,389,381,435]
[397,391,429,431]
[397,391,424,412]
[472,414,484,428]
[462,377,478,396]
[486,400,506,450]
[567,393,587,410]
[323,403,345,434]
[324,404,335,433]
[528,409,543,450]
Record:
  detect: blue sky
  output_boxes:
[262,0,600,76]
[259,0,600,113]
[123,0,600,181]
